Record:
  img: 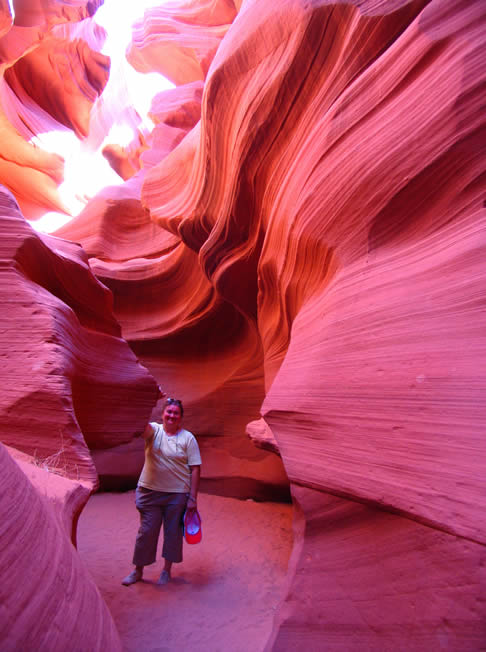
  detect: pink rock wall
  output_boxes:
[0,186,158,486]
[127,0,238,84]
[267,486,486,650]
[136,0,486,645]
[0,2,12,38]
[0,442,121,652]
[11,0,102,27]
[7,444,91,546]
[0,0,484,648]
[0,4,160,645]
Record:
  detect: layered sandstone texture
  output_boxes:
[0,443,121,652]
[6,444,92,546]
[0,0,484,649]
[89,0,486,646]
[0,0,109,217]
[55,0,286,497]
[0,3,162,645]
[0,186,158,486]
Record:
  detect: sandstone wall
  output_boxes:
[0,0,108,217]
[0,186,158,486]
[0,3,159,647]
[0,442,121,652]
[0,0,484,648]
[130,0,486,645]
[54,0,286,497]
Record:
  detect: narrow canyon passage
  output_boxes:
[78,491,293,652]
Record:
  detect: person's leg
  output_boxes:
[122,488,163,585]
[157,493,187,584]
[132,505,163,566]
[157,559,173,585]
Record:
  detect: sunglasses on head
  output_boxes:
[166,398,182,405]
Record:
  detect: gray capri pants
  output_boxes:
[133,487,188,566]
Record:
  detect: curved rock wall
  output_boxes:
[0,0,484,648]
[0,186,158,485]
[6,444,92,546]
[55,22,282,495]
[0,0,109,217]
[0,443,121,652]
[136,0,486,645]
[268,486,486,650]
[0,3,160,647]
[126,0,238,84]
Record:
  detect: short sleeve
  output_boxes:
[186,434,202,466]
[145,422,159,443]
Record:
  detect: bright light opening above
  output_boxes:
[31,0,174,234]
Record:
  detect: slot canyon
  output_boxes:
[0,0,484,650]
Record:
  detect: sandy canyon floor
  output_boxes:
[78,491,293,652]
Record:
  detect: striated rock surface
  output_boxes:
[0,0,108,218]
[127,0,238,85]
[56,74,282,497]
[0,0,484,648]
[267,486,486,650]
[4,37,110,139]
[137,0,485,646]
[0,186,158,486]
[11,0,102,28]
[7,445,91,546]
[0,442,121,652]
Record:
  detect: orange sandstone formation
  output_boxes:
[0,0,108,218]
[0,0,484,648]
[149,80,203,129]
[56,75,282,498]
[0,186,158,486]
[11,0,102,28]
[126,0,238,85]
[4,37,110,139]
[138,0,485,646]
[140,0,485,521]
